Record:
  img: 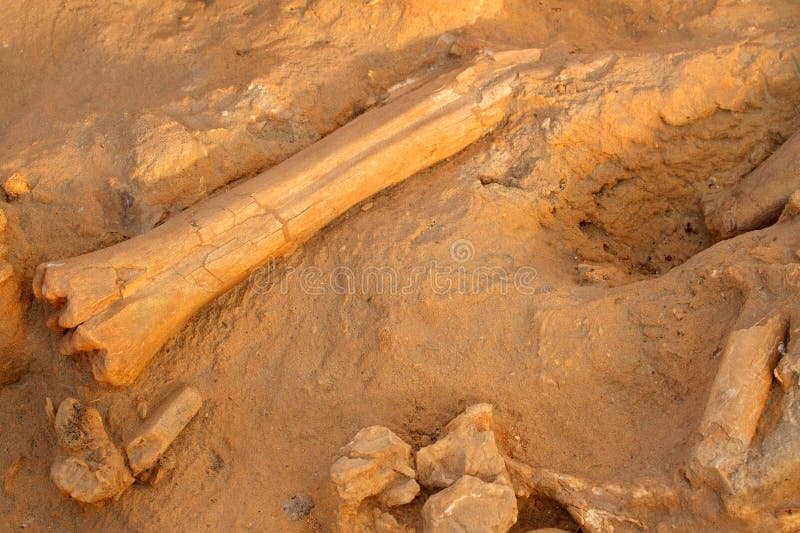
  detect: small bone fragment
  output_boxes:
[705,131,800,239]
[45,397,56,424]
[33,49,543,386]
[50,398,133,503]
[125,385,202,474]
[690,314,788,491]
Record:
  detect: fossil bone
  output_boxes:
[689,313,789,493]
[33,49,543,386]
[705,130,800,240]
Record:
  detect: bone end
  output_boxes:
[50,398,134,503]
[125,385,203,475]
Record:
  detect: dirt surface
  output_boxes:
[1,0,800,531]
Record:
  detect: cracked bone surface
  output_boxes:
[32,49,542,386]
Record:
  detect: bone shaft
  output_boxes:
[707,131,800,239]
[34,51,538,386]
[699,314,788,446]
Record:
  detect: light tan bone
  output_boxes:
[688,312,800,530]
[690,313,789,493]
[32,49,543,386]
[125,385,202,474]
[705,130,800,240]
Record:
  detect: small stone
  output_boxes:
[379,477,420,507]
[422,475,518,533]
[137,401,148,420]
[282,493,314,520]
[283,0,307,12]
[45,397,55,424]
[779,190,800,220]
[0,205,6,234]
[448,41,466,57]
[417,404,510,488]
[50,398,133,503]
[125,385,202,474]
[330,426,416,507]
[374,511,404,533]
[137,449,177,487]
[3,173,29,198]
[4,457,22,495]
[0,261,13,284]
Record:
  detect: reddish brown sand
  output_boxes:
[1,1,800,531]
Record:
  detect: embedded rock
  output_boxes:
[422,475,518,533]
[330,426,416,506]
[50,398,133,503]
[417,404,510,488]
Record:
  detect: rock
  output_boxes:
[125,385,202,475]
[374,511,404,532]
[379,477,420,507]
[2,173,29,198]
[131,114,213,206]
[779,190,800,221]
[50,398,133,503]
[417,404,510,488]
[422,475,518,533]
[330,426,416,507]
[136,449,177,487]
[283,493,314,520]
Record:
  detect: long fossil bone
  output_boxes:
[704,130,800,240]
[33,49,543,386]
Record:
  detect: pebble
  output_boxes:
[282,493,314,520]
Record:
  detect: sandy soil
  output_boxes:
[1,0,800,531]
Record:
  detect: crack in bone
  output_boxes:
[33,49,544,386]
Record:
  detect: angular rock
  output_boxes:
[374,511,405,533]
[330,426,416,507]
[417,404,510,488]
[422,475,518,533]
[379,477,420,507]
[125,385,202,474]
[50,398,133,503]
